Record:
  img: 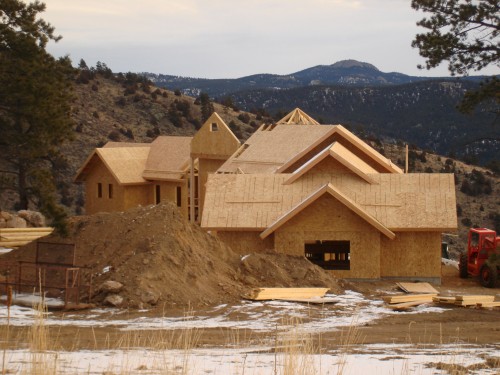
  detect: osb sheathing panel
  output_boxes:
[84,161,129,214]
[198,158,226,218]
[274,194,381,279]
[124,185,151,209]
[191,113,240,158]
[380,232,441,278]
[217,231,274,255]
[202,173,456,232]
[149,181,189,218]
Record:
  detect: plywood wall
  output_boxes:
[83,161,149,214]
[273,194,381,279]
[191,113,241,159]
[148,180,189,218]
[198,158,226,219]
[380,231,441,279]
[217,231,274,255]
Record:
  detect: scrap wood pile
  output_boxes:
[382,282,499,310]
[243,287,337,304]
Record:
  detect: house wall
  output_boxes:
[216,231,274,255]
[380,231,442,280]
[198,158,226,219]
[84,162,152,214]
[149,180,189,218]
[273,194,381,279]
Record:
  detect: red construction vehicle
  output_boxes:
[459,228,500,287]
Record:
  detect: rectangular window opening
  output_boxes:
[176,186,182,207]
[305,240,350,270]
[97,183,102,198]
[210,123,219,132]
[108,184,113,199]
[155,185,161,204]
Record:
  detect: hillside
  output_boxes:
[0,72,266,215]
[229,80,499,165]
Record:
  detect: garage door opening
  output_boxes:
[305,240,350,270]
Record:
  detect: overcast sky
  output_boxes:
[43,0,499,78]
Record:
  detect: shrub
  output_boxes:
[461,217,472,227]
[238,113,251,124]
[108,130,120,141]
[174,89,182,96]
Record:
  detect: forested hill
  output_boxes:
[144,59,485,98]
[228,79,499,165]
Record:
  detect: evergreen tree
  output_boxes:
[411,0,499,113]
[199,92,214,122]
[0,0,74,234]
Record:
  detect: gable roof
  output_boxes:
[217,125,333,173]
[276,108,320,125]
[284,142,378,185]
[217,122,402,175]
[260,183,395,239]
[277,125,403,174]
[142,136,192,181]
[191,112,241,159]
[201,173,457,232]
[74,147,150,185]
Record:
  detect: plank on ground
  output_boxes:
[432,296,457,304]
[0,227,53,233]
[382,294,437,304]
[455,295,495,302]
[245,287,329,301]
[386,300,432,310]
[396,282,438,294]
[476,302,500,308]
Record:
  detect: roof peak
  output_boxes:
[276,108,320,125]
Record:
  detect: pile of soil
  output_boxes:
[1,203,341,309]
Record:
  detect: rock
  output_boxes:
[6,216,27,228]
[0,211,12,221]
[140,290,159,305]
[17,210,46,227]
[104,294,123,307]
[99,280,124,293]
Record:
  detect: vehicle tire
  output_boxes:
[459,254,468,279]
[479,264,498,288]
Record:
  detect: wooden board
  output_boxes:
[397,282,438,294]
[271,297,338,305]
[455,295,495,306]
[476,302,500,308]
[382,294,437,304]
[455,295,495,302]
[244,287,329,301]
[387,300,432,310]
[433,296,457,304]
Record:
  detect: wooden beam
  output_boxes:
[244,287,329,301]
[382,294,437,304]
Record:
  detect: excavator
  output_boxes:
[459,228,500,288]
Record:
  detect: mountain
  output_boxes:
[143,59,485,98]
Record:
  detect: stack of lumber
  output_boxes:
[0,227,53,248]
[433,295,499,308]
[396,282,438,294]
[382,293,437,310]
[243,287,335,303]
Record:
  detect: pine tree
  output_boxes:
[0,0,74,234]
[411,0,499,113]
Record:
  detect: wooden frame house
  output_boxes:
[201,109,457,282]
[74,115,240,219]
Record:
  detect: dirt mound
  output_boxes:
[1,203,341,309]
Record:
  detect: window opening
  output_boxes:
[210,123,219,132]
[155,185,161,204]
[97,183,102,198]
[176,186,182,207]
[305,240,350,270]
[108,184,113,199]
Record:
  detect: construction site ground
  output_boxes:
[0,203,499,373]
